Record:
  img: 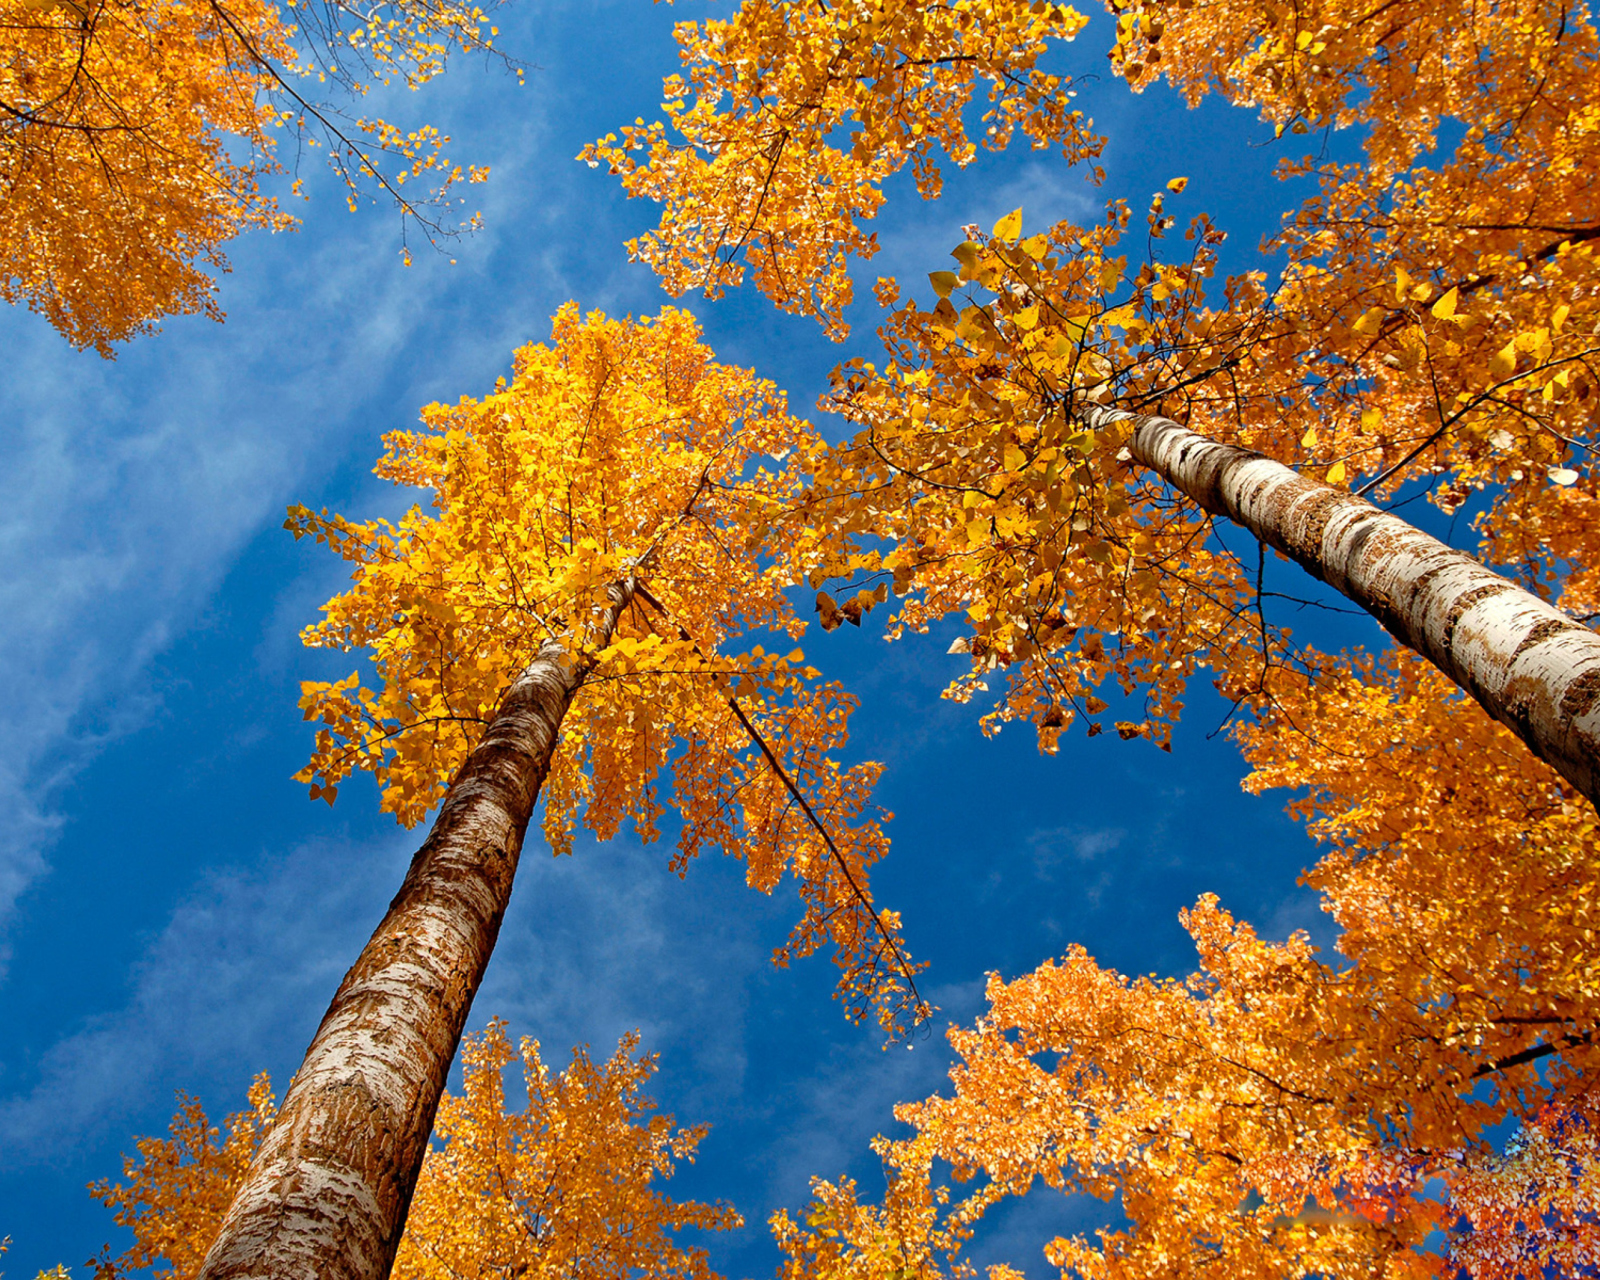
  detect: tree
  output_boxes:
[587,0,1600,788]
[198,304,921,1280]
[576,0,1600,1273]
[91,1023,738,1280]
[763,652,1600,1275]
[1,0,505,354]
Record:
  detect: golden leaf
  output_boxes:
[992,207,1024,241]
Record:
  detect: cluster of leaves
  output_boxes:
[785,203,1278,751]
[588,0,1600,785]
[579,0,1102,338]
[1448,1094,1600,1277]
[771,650,1600,1276]
[394,1022,739,1280]
[291,302,924,1030]
[88,1022,737,1280]
[88,1077,276,1280]
[1,0,504,352]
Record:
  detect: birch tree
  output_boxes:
[93,1022,738,1280]
[197,304,920,1280]
[587,0,1600,798]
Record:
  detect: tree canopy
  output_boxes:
[90,1022,737,1280]
[577,0,1600,1272]
[8,0,1600,1274]
[2,0,506,353]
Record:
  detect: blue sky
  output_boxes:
[0,4,1390,1275]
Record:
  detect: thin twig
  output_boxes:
[631,580,929,1027]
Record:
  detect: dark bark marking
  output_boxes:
[1439,582,1505,658]
[1559,665,1600,722]
[1286,487,1350,565]
[1337,505,1386,566]
[1511,617,1573,663]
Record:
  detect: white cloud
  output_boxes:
[0,224,450,965]
[1259,884,1341,957]
[761,994,971,1204]
[965,1179,1121,1280]
[0,820,776,1163]
[0,50,666,968]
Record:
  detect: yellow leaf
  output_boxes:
[992,208,1023,241]
[1326,460,1347,484]
[1166,176,1189,193]
[1489,342,1517,380]
[1099,261,1122,293]
[1430,286,1459,320]
[1352,307,1385,336]
[1063,314,1093,342]
[1302,427,1318,447]
[929,271,959,298]
[1360,408,1382,431]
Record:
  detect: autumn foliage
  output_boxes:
[90,1023,736,1280]
[764,651,1600,1275]
[292,303,921,1028]
[1,0,500,352]
[577,0,1600,1274]
[50,0,1600,1271]
[393,1022,738,1280]
[580,0,1100,339]
[89,1078,277,1280]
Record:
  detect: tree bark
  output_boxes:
[1091,405,1600,809]
[197,582,633,1280]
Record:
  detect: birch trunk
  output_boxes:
[197,582,633,1280]
[1088,405,1600,807]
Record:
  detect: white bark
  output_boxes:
[1090,406,1600,808]
[198,582,634,1280]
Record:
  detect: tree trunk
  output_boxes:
[1091,405,1600,809]
[197,582,633,1280]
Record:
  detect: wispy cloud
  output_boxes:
[0,55,673,969]
[0,219,459,965]
[1027,825,1125,877]
[856,159,1102,317]
[0,830,412,1158]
